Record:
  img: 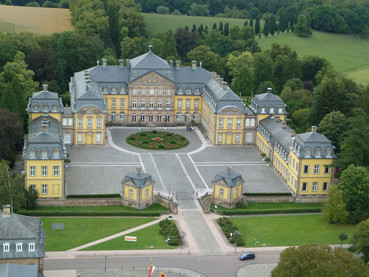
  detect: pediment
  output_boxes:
[131,71,174,85]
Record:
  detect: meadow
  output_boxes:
[41,217,155,251]
[257,31,369,84]
[232,214,358,247]
[0,5,73,34]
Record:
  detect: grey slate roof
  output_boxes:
[258,117,294,153]
[212,168,244,187]
[249,91,287,115]
[0,211,45,260]
[294,130,336,159]
[27,89,64,114]
[0,264,43,277]
[121,171,154,188]
[22,115,66,160]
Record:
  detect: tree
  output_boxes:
[175,28,201,60]
[294,13,312,37]
[301,55,329,83]
[324,185,349,224]
[231,66,254,96]
[336,109,369,169]
[269,14,276,36]
[338,232,348,247]
[156,6,169,14]
[280,88,312,116]
[224,23,229,36]
[27,48,60,84]
[318,111,348,151]
[253,52,273,89]
[337,165,369,223]
[188,3,209,16]
[352,218,369,263]
[202,30,233,57]
[120,37,144,59]
[186,45,225,76]
[255,17,260,34]
[162,30,178,59]
[263,16,270,37]
[24,186,38,210]
[0,160,25,211]
[0,109,24,166]
[272,244,369,277]
[218,21,223,34]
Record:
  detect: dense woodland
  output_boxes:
[1,0,369,235]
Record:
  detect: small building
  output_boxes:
[121,167,154,209]
[0,205,45,276]
[212,166,244,208]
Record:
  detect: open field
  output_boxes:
[0,5,73,34]
[83,223,178,251]
[258,31,369,84]
[143,13,251,37]
[41,217,155,251]
[232,214,357,247]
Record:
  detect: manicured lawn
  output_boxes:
[82,223,178,251]
[41,217,156,251]
[126,131,189,150]
[257,31,369,84]
[19,203,170,216]
[231,214,358,247]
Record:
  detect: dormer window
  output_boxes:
[16,243,22,252]
[195,88,200,94]
[178,87,183,94]
[3,243,10,252]
[52,104,58,111]
[33,104,39,112]
[29,149,36,158]
[42,104,48,112]
[261,106,266,113]
[29,243,35,252]
[112,87,117,93]
[53,149,60,158]
[103,87,108,93]
[278,106,283,113]
[186,88,191,95]
[41,149,48,159]
[120,87,125,93]
[269,106,274,114]
[315,148,321,158]
[325,148,332,158]
[304,148,311,157]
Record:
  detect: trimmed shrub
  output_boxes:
[159,218,181,246]
[217,217,245,246]
[67,194,121,199]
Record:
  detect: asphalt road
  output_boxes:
[45,252,281,276]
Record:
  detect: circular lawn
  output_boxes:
[126,130,189,150]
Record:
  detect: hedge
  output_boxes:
[217,217,245,246]
[17,211,161,217]
[67,194,121,199]
[243,192,292,196]
[221,208,322,215]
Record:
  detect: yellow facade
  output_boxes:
[74,112,105,145]
[141,186,152,201]
[25,159,64,198]
[256,132,272,157]
[30,113,61,122]
[257,114,286,124]
[124,185,138,200]
[104,94,129,122]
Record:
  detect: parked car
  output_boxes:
[239,252,255,260]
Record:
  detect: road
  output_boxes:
[45,252,281,276]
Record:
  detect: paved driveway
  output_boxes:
[65,127,289,200]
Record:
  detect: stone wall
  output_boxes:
[198,192,212,214]
[243,195,293,202]
[153,193,172,209]
[37,198,123,206]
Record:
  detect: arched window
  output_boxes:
[33,103,39,112]
[178,87,183,94]
[52,104,58,111]
[53,149,60,158]
[261,106,266,113]
[304,148,311,157]
[41,149,48,159]
[119,112,125,122]
[29,149,36,158]
[42,104,48,112]
[110,112,116,121]
[315,148,321,158]
[325,148,332,158]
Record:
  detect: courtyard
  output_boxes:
[65,127,289,209]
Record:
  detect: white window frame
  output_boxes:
[41,166,47,176]
[149,114,153,122]
[141,89,146,95]
[41,149,48,159]
[41,184,48,195]
[111,99,116,108]
[236,119,241,128]
[29,243,35,252]
[149,89,155,95]
[16,243,22,252]
[77,133,83,143]
[96,118,102,127]
[120,99,125,108]
[132,114,136,122]
[314,165,320,174]
[186,100,191,109]
[235,188,239,196]
[167,89,171,95]
[132,99,137,109]
[140,100,146,109]
[129,189,133,197]
[53,166,59,176]
[78,118,83,127]
[227,119,232,128]
[219,188,224,196]
[219,119,223,128]
[87,118,92,127]
[149,99,154,109]
[30,166,36,176]
[140,114,145,122]
[157,114,162,122]
[324,167,330,174]
[303,165,309,174]
[157,100,162,109]
[218,133,223,143]
[194,100,199,109]
[235,133,240,143]
[3,243,10,252]
[302,182,308,192]
[96,133,101,143]
[312,182,318,192]
[323,182,328,191]
[145,189,149,197]
[119,113,125,122]
[166,99,171,109]
[177,100,182,109]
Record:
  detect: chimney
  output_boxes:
[218,78,223,86]
[41,123,48,133]
[211,72,217,79]
[282,121,287,129]
[169,60,173,67]
[267,87,273,93]
[222,81,228,90]
[102,59,107,68]
[119,59,124,68]
[43,84,48,92]
[290,130,296,137]
[126,59,130,69]
[136,166,142,174]
[226,166,232,172]
[176,60,180,69]
[311,126,317,133]
[192,60,197,70]
[274,115,280,122]
[3,205,12,216]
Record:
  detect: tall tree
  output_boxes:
[324,185,349,224]
[253,52,273,89]
[255,17,260,34]
[263,16,270,37]
[175,28,201,60]
[318,111,347,151]
[27,48,60,84]
[162,30,178,59]
[186,45,225,76]
[120,37,144,59]
[224,23,229,36]
[352,218,369,263]
[294,13,312,37]
[269,14,276,35]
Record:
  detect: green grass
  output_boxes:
[257,31,369,84]
[19,203,170,216]
[82,223,178,251]
[232,214,357,247]
[41,217,156,251]
[126,131,189,150]
[143,13,250,37]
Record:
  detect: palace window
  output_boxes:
[269,106,274,113]
[312,182,318,191]
[87,118,92,127]
[132,99,137,109]
[219,188,224,196]
[29,150,36,159]
[29,243,35,252]
[120,87,125,94]
[29,166,36,176]
[314,165,320,174]
[218,133,223,143]
[227,119,232,128]
[177,100,182,109]
[41,166,48,176]
[129,189,133,197]
[78,133,83,143]
[166,100,171,109]
[149,114,153,122]
[235,133,240,143]
[41,150,48,159]
[149,99,154,109]
[53,149,59,158]
[141,114,145,122]
[145,189,149,197]
[132,89,138,95]
[111,99,116,108]
[119,113,125,122]
[178,87,183,94]
[186,88,191,95]
[219,119,223,128]
[120,99,125,108]
[110,112,116,121]
[140,100,146,109]
[3,243,9,252]
[141,89,146,95]
[33,104,39,111]
[184,113,191,122]
[186,100,191,109]
[96,133,101,143]
[324,167,330,174]
[41,184,48,194]
[167,89,171,95]
[157,100,162,109]
[53,166,59,176]
[42,104,48,112]
[302,182,308,191]
[158,89,163,95]
[78,118,83,127]
[278,106,283,113]
[194,100,199,109]
[16,243,22,252]
[97,118,102,127]
[132,114,136,122]
[176,113,182,122]
[303,165,309,174]
[157,114,162,122]
[236,119,241,128]
[165,114,170,122]
[235,188,239,196]
[323,182,328,191]
[150,89,155,95]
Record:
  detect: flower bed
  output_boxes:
[126,131,189,150]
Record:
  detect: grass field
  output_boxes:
[41,217,155,251]
[82,223,178,251]
[257,31,369,84]
[232,214,357,247]
[0,5,73,34]
[143,13,250,37]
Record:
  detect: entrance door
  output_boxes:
[86,134,93,144]
[226,134,232,144]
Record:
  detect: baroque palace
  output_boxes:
[22,48,336,201]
